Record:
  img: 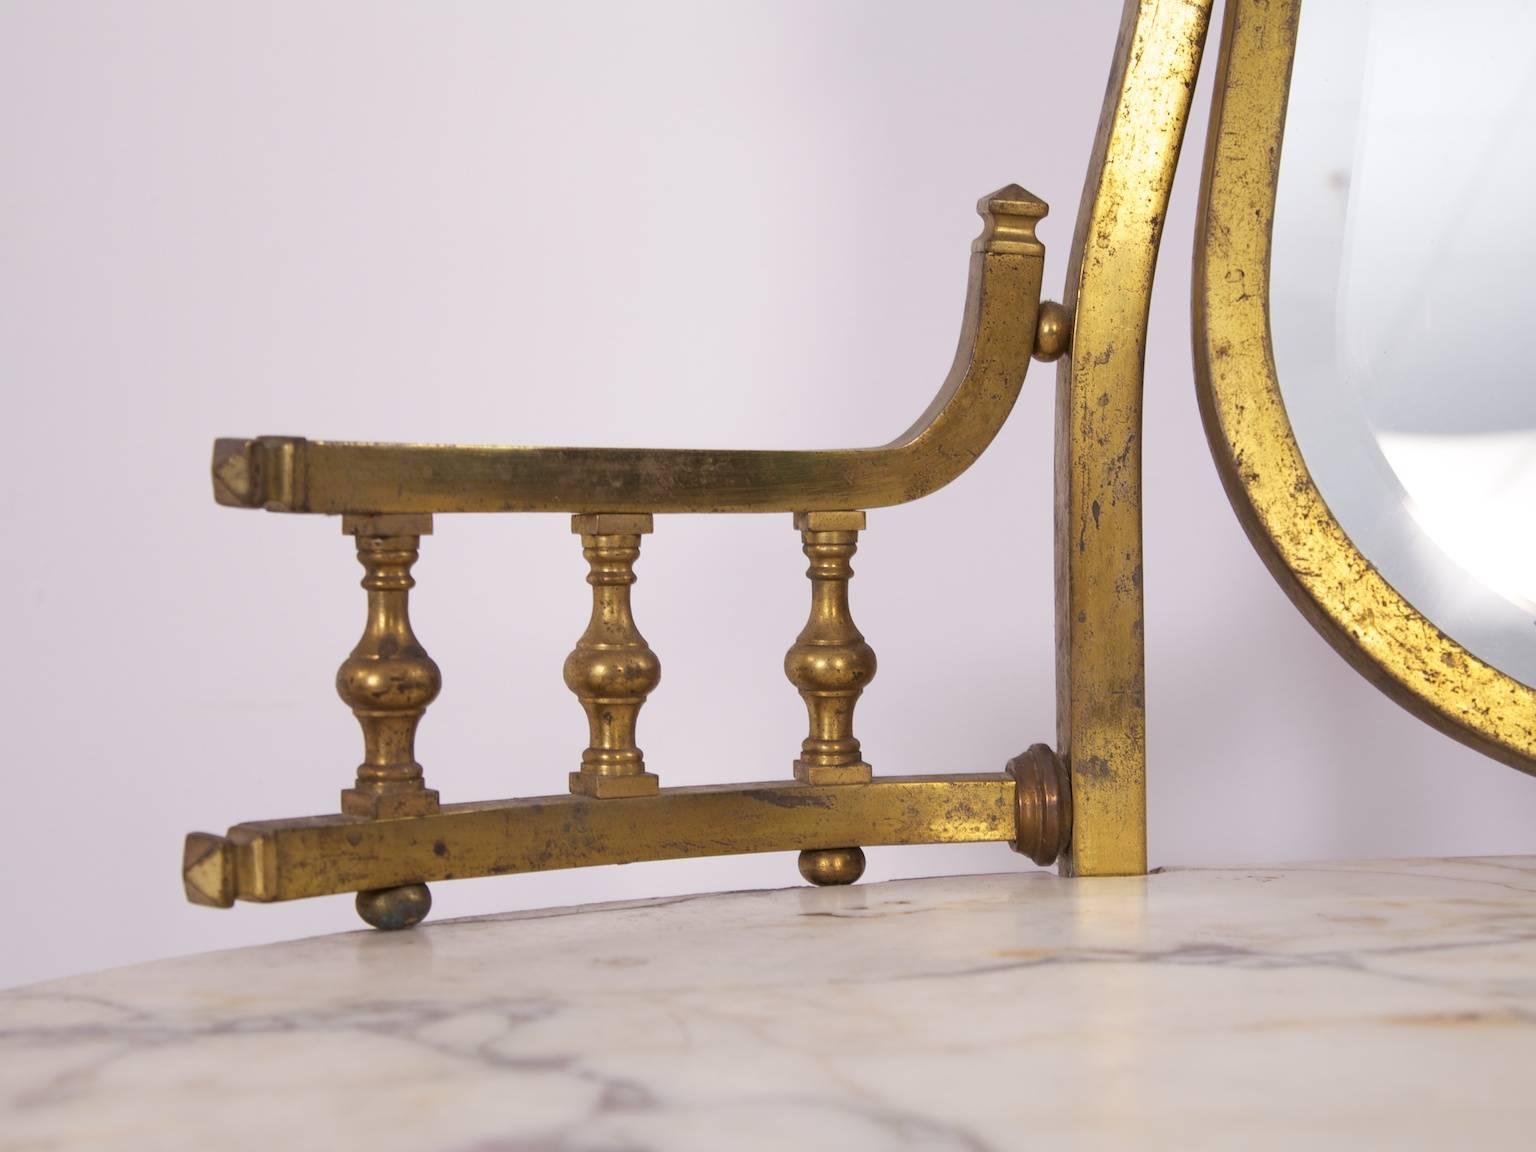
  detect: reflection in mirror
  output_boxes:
[1271,0,1536,686]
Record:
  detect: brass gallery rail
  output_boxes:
[185,184,1076,930]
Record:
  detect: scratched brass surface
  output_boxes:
[1193,0,1536,774]
[1055,0,1213,876]
[209,187,1045,516]
[183,775,1018,906]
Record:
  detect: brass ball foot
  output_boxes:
[355,883,432,930]
[798,847,866,887]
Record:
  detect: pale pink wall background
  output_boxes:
[2,1,1532,989]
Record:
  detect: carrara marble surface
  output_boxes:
[3,858,1535,1150]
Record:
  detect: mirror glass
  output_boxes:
[1271,0,1536,686]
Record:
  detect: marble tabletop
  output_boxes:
[3,857,1535,1150]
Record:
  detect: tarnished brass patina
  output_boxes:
[1193,0,1536,774]
[207,187,1045,517]
[337,514,442,819]
[785,511,876,786]
[1054,0,1212,877]
[798,847,867,887]
[565,514,662,798]
[1032,300,1072,364]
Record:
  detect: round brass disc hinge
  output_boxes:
[1005,744,1073,866]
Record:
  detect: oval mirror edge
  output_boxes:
[1191,0,1536,776]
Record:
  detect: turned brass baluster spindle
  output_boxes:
[787,511,874,886]
[337,514,442,820]
[786,511,876,785]
[565,514,661,798]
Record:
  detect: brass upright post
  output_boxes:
[337,514,441,819]
[566,514,661,798]
[785,511,875,786]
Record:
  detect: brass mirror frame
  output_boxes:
[1193,0,1536,775]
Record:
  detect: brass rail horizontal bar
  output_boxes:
[209,186,1046,516]
[184,774,1016,906]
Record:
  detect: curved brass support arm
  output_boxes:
[210,186,1046,515]
[1055,0,1213,878]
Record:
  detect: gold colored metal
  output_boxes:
[798,847,866,887]
[1055,0,1213,877]
[1005,744,1072,867]
[565,513,661,798]
[786,511,875,785]
[337,514,442,819]
[182,8,1220,920]
[207,188,1045,516]
[185,774,1016,904]
[1194,0,1536,774]
[1032,300,1072,363]
[355,884,432,931]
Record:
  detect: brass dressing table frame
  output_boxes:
[183,0,1532,932]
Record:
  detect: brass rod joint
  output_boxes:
[337,514,442,819]
[1005,744,1072,866]
[566,514,661,798]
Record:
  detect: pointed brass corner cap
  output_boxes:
[183,833,236,908]
[975,184,1048,256]
[211,436,308,511]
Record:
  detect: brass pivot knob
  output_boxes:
[1005,744,1073,866]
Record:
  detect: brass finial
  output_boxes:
[337,514,442,819]
[974,183,1048,256]
[785,511,876,785]
[566,513,661,798]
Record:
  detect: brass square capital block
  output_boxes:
[794,510,866,533]
[342,513,434,538]
[571,513,654,537]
